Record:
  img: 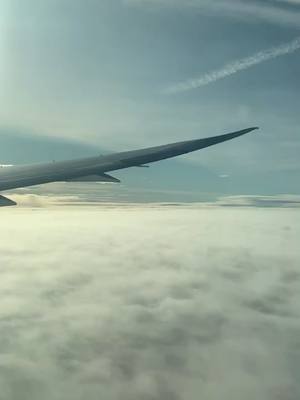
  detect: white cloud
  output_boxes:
[6,191,300,208]
[0,206,299,399]
[5,193,80,207]
[214,194,300,208]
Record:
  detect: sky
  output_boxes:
[0,206,299,400]
[0,0,300,200]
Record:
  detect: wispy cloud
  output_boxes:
[164,36,300,94]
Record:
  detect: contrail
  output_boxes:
[165,36,300,94]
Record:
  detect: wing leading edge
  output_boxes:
[114,127,258,169]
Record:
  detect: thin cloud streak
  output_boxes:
[165,36,300,94]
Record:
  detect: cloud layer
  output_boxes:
[7,189,300,208]
[0,206,299,399]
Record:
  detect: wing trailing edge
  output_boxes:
[67,173,120,183]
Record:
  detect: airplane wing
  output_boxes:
[0,127,258,206]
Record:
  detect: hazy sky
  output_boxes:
[1,0,300,198]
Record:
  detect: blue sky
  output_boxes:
[0,0,300,199]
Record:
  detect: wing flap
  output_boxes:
[67,173,120,183]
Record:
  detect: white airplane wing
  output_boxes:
[0,127,258,206]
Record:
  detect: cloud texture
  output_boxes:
[0,206,299,400]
